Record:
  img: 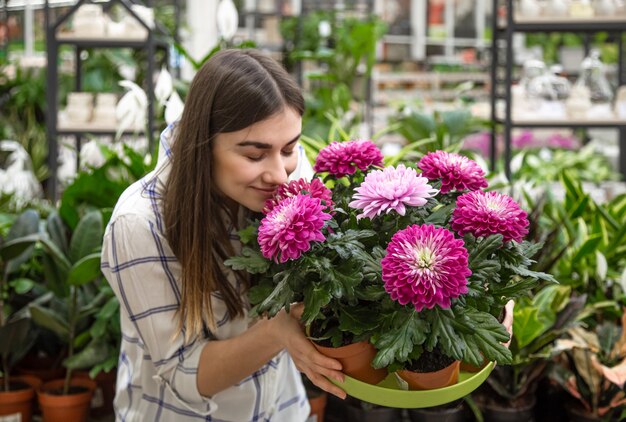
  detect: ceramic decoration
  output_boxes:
[594,0,618,15]
[545,0,570,16]
[569,0,595,17]
[73,4,105,37]
[566,85,592,119]
[613,86,626,118]
[216,0,239,41]
[575,50,614,104]
[518,0,542,17]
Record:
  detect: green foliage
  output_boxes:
[0,209,41,389]
[523,171,626,314]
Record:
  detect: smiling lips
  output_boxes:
[253,187,276,196]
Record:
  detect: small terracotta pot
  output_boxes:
[397,360,460,390]
[308,391,327,422]
[313,341,387,385]
[0,375,42,422]
[75,369,116,417]
[459,357,488,373]
[37,378,97,422]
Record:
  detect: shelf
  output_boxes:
[56,32,148,48]
[499,16,626,32]
[58,121,144,135]
[495,116,626,128]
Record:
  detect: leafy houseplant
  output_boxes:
[227,140,554,389]
[478,285,586,417]
[0,209,40,389]
[549,311,626,421]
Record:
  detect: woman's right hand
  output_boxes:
[269,304,347,399]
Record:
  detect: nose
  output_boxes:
[261,156,290,186]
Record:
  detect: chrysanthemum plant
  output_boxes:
[225,140,556,373]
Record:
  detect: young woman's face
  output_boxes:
[212,107,302,212]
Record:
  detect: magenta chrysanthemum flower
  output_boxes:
[349,164,437,219]
[381,224,470,311]
[418,151,488,194]
[258,194,331,263]
[264,178,333,214]
[314,139,384,178]
[451,190,529,243]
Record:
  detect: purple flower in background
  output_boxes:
[452,190,529,243]
[264,178,333,214]
[546,133,579,150]
[381,224,470,311]
[314,139,384,178]
[512,130,535,150]
[418,151,488,194]
[258,194,331,263]
[349,164,437,219]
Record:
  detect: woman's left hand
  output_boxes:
[502,299,515,348]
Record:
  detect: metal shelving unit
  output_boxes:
[44,0,166,199]
[490,0,626,180]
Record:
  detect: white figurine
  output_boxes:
[566,85,592,119]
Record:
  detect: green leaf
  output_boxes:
[46,212,69,255]
[256,271,295,317]
[4,209,40,273]
[514,307,549,349]
[29,304,69,341]
[459,309,512,365]
[237,225,258,245]
[337,306,380,336]
[69,211,103,263]
[0,317,31,360]
[64,338,111,370]
[301,284,332,325]
[224,247,270,274]
[67,252,102,286]
[572,234,602,262]
[0,233,40,262]
[8,278,36,294]
[372,313,428,369]
[426,308,465,361]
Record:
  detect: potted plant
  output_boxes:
[25,210,109,421]
[228,141,554,395]
[475,284,586,421]
[0,209,41,421]
[549,310,626,422]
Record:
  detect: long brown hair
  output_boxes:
[163,49,304,341]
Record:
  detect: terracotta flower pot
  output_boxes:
[75,369,116,417]
[0,375,42,422]
[37,378,97,422]
[397,360,460,390]
[459,357,488,373]
[312,341,387,385]
[308,390,327,422]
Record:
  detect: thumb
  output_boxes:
[288,302,304,320]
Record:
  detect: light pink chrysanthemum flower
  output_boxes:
[382,224,470,311]
[314,139,384,178]
[348,164,437,219]
[451,190,529,243]
[418,151,488,194]
[258,194,331,263]
[264,178,333,214]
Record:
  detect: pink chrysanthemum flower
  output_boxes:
[258,194,331,263]
[381,224,470,311]
[451,190,529,243]
[264,178,333,214]
[418,151,488,194]
[314,139,384,178]
[349,164,437,219]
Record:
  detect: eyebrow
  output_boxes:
[236,134,301,150]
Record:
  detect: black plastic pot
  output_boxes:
[483,395,536,422]
[407,403,466,422]
[565,406,602,422]
[345,403,402,422]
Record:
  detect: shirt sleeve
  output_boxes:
[101,213,218,415]
[289,143,314,182]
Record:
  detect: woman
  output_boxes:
[101,49,346,422]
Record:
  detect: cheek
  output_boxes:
[285,154,299,176]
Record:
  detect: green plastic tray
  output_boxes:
[332,362,494,408]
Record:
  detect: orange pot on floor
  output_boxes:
[397,360,460,390]
[75,369,116,417]
[37,378,96,422]
[308,391,327,422]
[0,375,42,422]
[313,341,387,385]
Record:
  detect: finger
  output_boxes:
[308,372,347,400]
[288,302,304,320]
[310,364,345,384]
[305,349,343,372]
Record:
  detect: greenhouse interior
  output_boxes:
[1,0,625,421]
